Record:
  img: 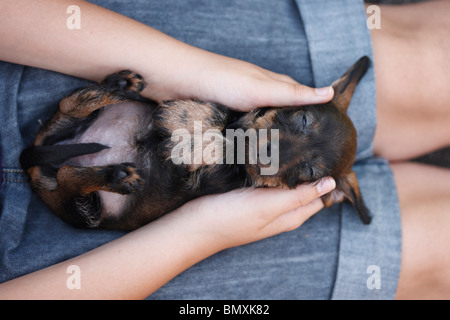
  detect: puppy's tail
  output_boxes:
[20,143,109,171]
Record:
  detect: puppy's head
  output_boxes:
[236,56,371,224]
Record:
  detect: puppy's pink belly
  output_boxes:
[69,102,148,166]
[98,191,128,219]
[61,102,151,217]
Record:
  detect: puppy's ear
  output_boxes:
[330,56,370,114]
[321,170,372,224]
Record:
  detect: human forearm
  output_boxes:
[0,0,333,109]
[0,211,218,300]
[0,0,198,100]
[0,180,335,300]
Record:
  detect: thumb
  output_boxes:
[256,177,336,236]
[257,177,336,219]
[269,81,334,106]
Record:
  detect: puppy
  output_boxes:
[20,57,371,230]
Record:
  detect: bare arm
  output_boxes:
[0,179,335,299]
[0,0,336,299]
[0,0,333,110]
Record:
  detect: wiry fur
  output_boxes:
[20,58,372,230]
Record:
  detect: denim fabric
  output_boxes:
[0,65,125,282]
[0,148,2,194]
[297,0,401,299]
[0,0,401,299]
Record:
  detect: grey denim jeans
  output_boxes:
[0,0,401,299]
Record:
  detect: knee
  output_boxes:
[393,163,450,299]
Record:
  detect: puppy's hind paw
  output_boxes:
[107,163,145,194]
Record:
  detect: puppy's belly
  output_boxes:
[97,191,129,219]
[62,102,151,217]
[68,102,149,166]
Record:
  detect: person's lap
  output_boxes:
[391,162,450,299]
[0,0,405,299]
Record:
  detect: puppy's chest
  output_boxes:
[64,102,152,166]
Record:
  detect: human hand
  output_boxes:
[143,50,334,112]
[0,0,332,113]
[169,177,336,251]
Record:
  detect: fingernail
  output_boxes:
[317,177,336,194]
[315,86,333,97]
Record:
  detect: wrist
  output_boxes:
[140,205,226,272]
[140,44,222,103]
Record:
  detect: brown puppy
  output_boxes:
[20,57,371,230]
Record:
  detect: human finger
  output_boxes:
[263,198,325,236]
[273,81,334,106]
[254,177,336,220]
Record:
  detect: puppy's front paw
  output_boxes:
[102,70,146,93]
